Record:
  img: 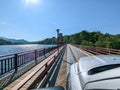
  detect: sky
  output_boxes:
[0,0,120,41]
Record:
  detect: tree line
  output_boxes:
[38,30,120,49]
[0,39,12,45]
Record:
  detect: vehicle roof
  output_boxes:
[77,55,120,86]
[78,55,120,72]
[81,67,120,88]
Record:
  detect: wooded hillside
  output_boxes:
[38,30,120,49]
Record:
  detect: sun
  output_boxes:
[24,0,39,6]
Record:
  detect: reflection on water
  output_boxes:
[0,44,54,56]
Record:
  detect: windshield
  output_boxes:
[88,64,120,75]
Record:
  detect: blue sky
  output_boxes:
[0,0,120,41]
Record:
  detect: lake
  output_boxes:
[0,44,54,56]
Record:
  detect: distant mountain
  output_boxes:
[13,39,29,44]
[0,37,29,44]
[0,39,12,45]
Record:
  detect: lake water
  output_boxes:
[0,44,54,56]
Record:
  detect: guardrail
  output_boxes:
[74,45,120,55]
[9,45,66,90]
[38,47,65,88]
[0,46,58,76]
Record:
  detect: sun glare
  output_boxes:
[24,0,40,6]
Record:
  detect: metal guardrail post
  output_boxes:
[1,60,3,75]
[43,49,45,56]
[45,63,47,68]
[35,50,37,64]
[49,48,50,53]
[14,54,18,72]
[54,56,56,59]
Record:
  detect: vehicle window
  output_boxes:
[88,64,120,75]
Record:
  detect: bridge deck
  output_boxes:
[55,44,88,90]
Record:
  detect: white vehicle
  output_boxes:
[68,55,120,90]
